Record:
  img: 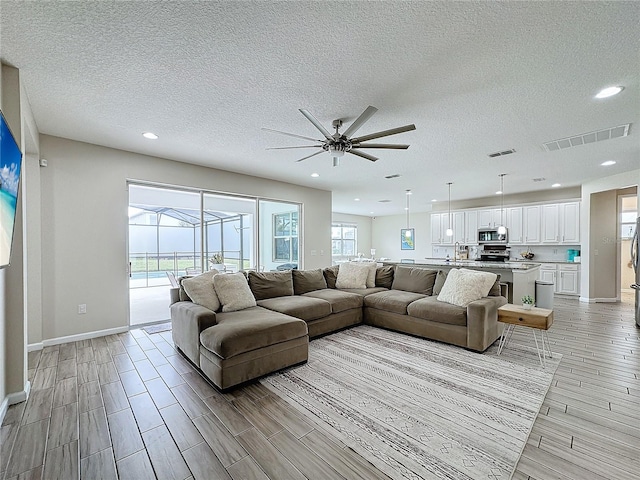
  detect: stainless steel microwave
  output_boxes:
[478,228,508,244]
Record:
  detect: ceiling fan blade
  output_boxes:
[267,145,323,150]
[299,109,333,140]
[261,127,321,142]
[348,149,378,162]
[342,105,378,138]
[353,143,410,149]
[295,150,325,162]
[351,124,416,143]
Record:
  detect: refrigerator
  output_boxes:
[632,216,640,327]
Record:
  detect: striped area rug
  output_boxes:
[262,325,560,480]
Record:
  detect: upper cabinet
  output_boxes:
[506,207,523,244]
[464,210,478,244]
[478,208,503,229]
[523,205,541,244]
[542,202,580,244]
[453,211,465,244]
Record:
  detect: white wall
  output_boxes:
[371,212,430,262]
[37,135,332,341]
[332,213,373,260]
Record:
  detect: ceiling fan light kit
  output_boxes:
[264,105,416,165]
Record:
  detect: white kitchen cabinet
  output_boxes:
[539,264,557,288]
[465,210,478,244]
[453,211,465,244]
[523,205,541,244]
[431,213,443,244]
[559,202,580,244]
[478,208,503,228]
[541,204,560,243]
[558,264,580,294]
[506,207,523,244]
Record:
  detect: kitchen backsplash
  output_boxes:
[432,244,581,262]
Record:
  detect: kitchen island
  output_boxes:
[383,259,541,304]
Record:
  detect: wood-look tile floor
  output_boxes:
[1,294,638,480]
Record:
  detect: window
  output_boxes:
[273,211,299,262]
[332,223,357,260]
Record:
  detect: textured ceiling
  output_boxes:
[1,1,639,216]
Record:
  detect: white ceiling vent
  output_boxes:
[532,177,546,182]
[378,199,392,203]
[488,149,516,158]
[384,174,401,179]
[543,124,631,152]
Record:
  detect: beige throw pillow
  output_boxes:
[437,268,497,307]
[213,272,257,312]
[182,270,220,312]
[335,262,370,289]
[349,262,377,288]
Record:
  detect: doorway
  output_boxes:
[620,194,637,296]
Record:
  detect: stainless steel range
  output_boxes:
[476,245,510,262]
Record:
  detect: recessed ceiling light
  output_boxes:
[601,160,616,166]
[354,198,360,201]
[552,183,561,188]
[310,173,319,177]
[595,86,623,99]
[142,132,158,140]
[495,190,502,195]
[405,190,412,195]
[404,207,409,211]
[431,199,437,202]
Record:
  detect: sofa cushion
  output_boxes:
[303,289,363,313]
[433,270,448,296]
[437,268,497,307]
[364,290,427,315]
[178,276,193,302]
[335,262,369,289]
[214,273,257,312]
[257,296,331,322]
[375,266,394,289]
[181,270,220,312]
[323,265,340,289]
[391,267,438,295]
[292,269,327,295]
[248,270,293,300]
[407,296,467,326]
[339,287,388,296]
[199,306,307,359]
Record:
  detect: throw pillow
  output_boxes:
[335,262,369,289]
[433,270,448,296]
[437,268,497,307]
[213,272,257,312]
[347,261,377,288]
[375,265,394,289]
[248,270,293,300]
[391,267,438,295]
[292,269,327,295]
[182,270,220,312]
[323,265,340,289]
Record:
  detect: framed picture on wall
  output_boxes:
[401,228,415,250]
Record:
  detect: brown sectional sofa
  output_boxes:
[170,264,506,390]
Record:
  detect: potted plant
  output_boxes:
[209,252,224,271]
[521,295,534,310]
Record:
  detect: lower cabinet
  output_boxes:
[538,263,580,296]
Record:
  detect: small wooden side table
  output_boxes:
[497,304,554,367]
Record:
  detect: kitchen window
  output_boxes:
[332,223,357,261]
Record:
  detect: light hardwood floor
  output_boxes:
[1,294,638,480]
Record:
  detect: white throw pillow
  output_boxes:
[335,262,370,289]
[182,270,220,312]
[437,268,497,307]
[347,261,377,288]
[213,272,257,312]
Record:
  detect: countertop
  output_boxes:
[385,259,542,271]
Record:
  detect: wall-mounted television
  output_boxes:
[0,110,23,269]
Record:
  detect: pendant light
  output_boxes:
[405,189,412,237]
[445,182,453,237]
[497,174,507,235]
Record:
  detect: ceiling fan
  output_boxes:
[263,106,416,166]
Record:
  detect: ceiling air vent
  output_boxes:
[533,177,546,182]
[385,174,401,179]
[378,199,392,203]
[488,149,516,158]
[543,123,631,152]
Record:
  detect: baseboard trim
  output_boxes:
[579,296,619,303]
[0,381,31,424]
[27,326,129,351]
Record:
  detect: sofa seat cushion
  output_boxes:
[199,306,307,359]
[338,287,388,296]
[407,296,467,327]
[364,290,427,315]
[257,296,331,321]
[303,289,363,313]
